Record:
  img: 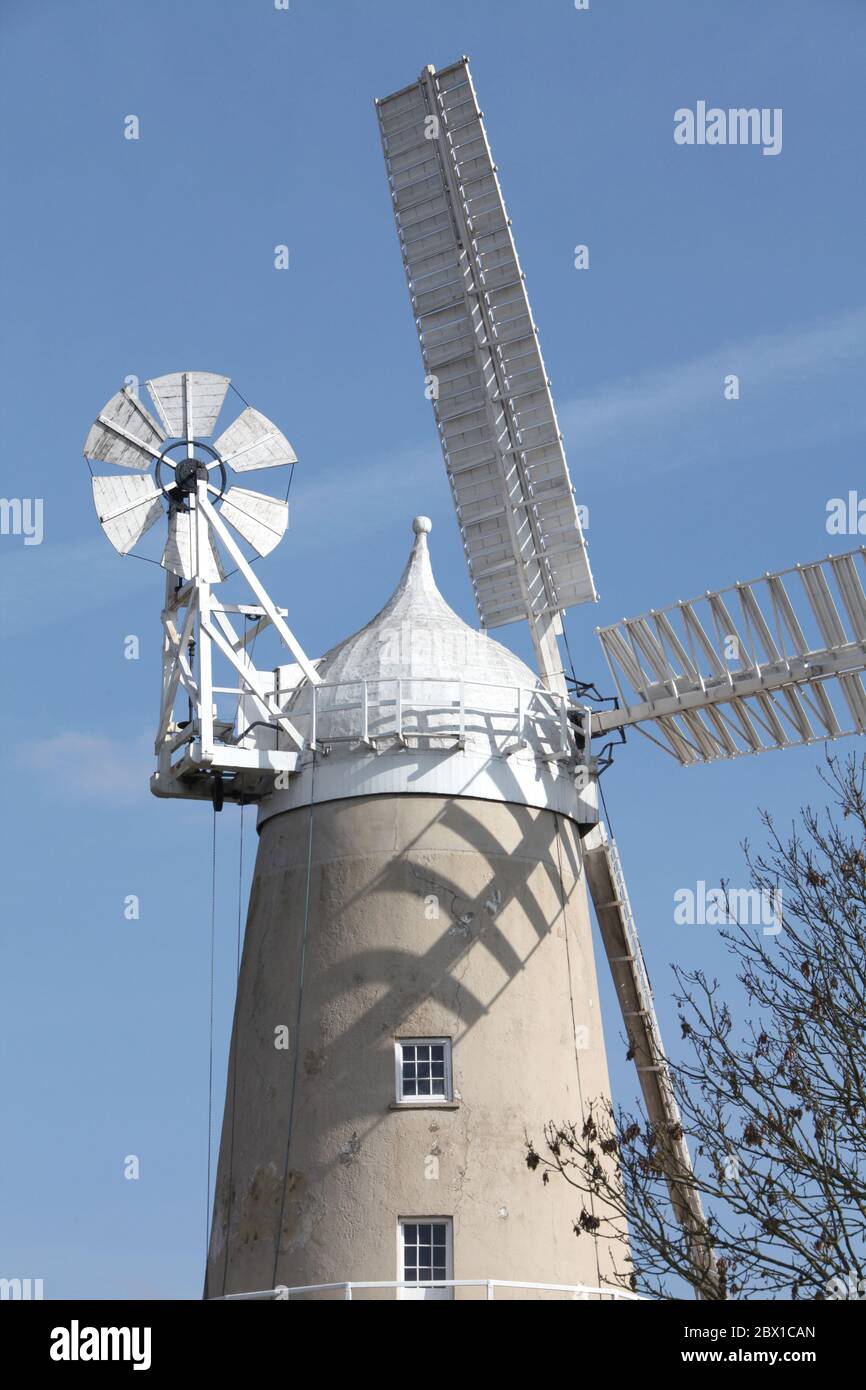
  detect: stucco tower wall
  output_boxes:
[205,791,619,1300]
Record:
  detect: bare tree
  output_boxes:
[527,753,866,1300]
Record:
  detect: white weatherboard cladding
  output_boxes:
[213,406,297,471]
[376,59,596,631]
[287,519,540,743]
[146,371,230,440]
[92,474,164,554]
[83,389,165,469]
[220,487,288,557]
[257,746,595,828]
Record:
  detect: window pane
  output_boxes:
[398,1041,451,1104]
[402,1219,450,1289]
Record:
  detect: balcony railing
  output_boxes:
[236,675,575,761]
[213,1278,640,1301]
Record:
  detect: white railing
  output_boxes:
[213,1278,641,1301]
[252,676,574,761]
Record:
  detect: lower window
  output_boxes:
[398,1218,453,1300]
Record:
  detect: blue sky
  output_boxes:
[1,0,864,1298]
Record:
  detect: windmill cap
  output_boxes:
[285,513,537,710]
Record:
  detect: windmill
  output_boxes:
[85,370,321,807]
[83,64,866,1302]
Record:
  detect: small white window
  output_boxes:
[398,1218,453,1300]
[395,1038,452,1104]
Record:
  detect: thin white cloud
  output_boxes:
[13,731,152,803]
[559,305,866,477]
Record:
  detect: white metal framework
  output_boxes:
[592,547,866,765]
[153,489,319,802]
[289,675,573,758]
[395,1039,453,1103]
[85,371,320,803]
[376,59,596,695]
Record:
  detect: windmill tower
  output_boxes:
[205,514,623,1300]
[83,59,866,1302]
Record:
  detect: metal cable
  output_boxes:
[561,616,579,688]
[598,775,616,839]
[218,460,295,582]
[227,381,253,411]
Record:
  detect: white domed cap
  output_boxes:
[296,517,532,690]
[285,518,568,761]
[261,518,587,823]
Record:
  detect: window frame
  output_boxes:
[394,1036,453,1105]
[397,1217,454,1301]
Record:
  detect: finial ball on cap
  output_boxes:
[412,516,432,535]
